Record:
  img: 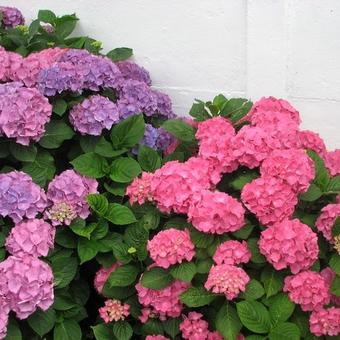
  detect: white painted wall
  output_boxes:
[2,0,340,148]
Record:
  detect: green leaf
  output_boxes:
[0,139,10,158]
[10,142,37,162]
[141,267,174,290]
[269,293,295,326]
[180,286,217,307]
[54,319,81,340]
[300,183,323,202]
[55,228,77,248]
[112,241,132,264]
[22,150,55,186]
[29,19,40,37]
[261,267,285,298]
[236,300,271,334]
[216,303,242,340]
[170,262,196,282]
[330,254,340,275]
[104,203,136,225]
[331,276,340,296]
[239,279,265,300]
[51,256,78,288]
[163,318,181,338]
[230,171,259,190]
[162,119,196,142]
[220,98,253,122]
[87,194,109,216]
[307,150,330,190]
[77,238,98,264]
[269,322,300,340]
[38,9,57,23]
[27,307,56,337]
[124,224,149,260]
[113,321,133,340]
[189,102,211,121]
[95,136,127,157]
[190,228,215,248]
[232,224,254,240]
[327,175,340,192]
[138,145,161,172]
[107,47,133,61]
[52,98,68,116]
[71,152,108,178]
[110,157,141,183]
[5,317,22,340]
[111,114,145,149]
[104,181,127,197]
[332,217,340,238]
[55,14,78,38]
[69,218,96,239]
[39,120,75,149]
[92,323,114,340]
[248,238,266,264]
[107,264,139,287]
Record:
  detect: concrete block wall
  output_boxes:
[2,0,340,148]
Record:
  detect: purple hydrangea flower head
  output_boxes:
[0,82,52,145]
[156,127,176,151]
[0,6,24,28]
[142,124,159,149]
[151,89,176,118]
[69,95,119,135]
[0,255,54,319]
[45,169,98,226]
[0,171,47,223]
[5,219,55,258]
[116,60,152,85]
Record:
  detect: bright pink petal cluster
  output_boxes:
[5,219,55,257]
[324,149,340,176]
[213,240,251,266]
[207,332,224,340]
[126,172,154,205]
[179,312,210,340]
[315,203,340,242]
[145,336,170,340]
[150,161,211,214]
[69,94,119,135]
[0,47,23,82]
[45,170,98,225]
[309,307,340,337]
[320,268,340,306]
[99,299,130,323]
[147,228,195,268]
[0,256,54,319]
[196,116,238,173]
[205,264,249,300]
[283,271,330,311]
[0,171,47,223]
[135,279,190,319]
[241,177,297,226]
[94,263,121,294]
[260,149,315,193]
[0,83,52,145]
[298,130,327,157]
[259,219,318,273]
[188,190,245,234]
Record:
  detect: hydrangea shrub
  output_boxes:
[0,6,339,340]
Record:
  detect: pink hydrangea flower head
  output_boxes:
[259,219,319,273]
[231,126,274,169]
[135,279,190,319]
[213,240,251,266]
[320,268,340,306]
[15,48,66,87]
[309,307,340,337]
[5,219,55,257]
[324,149,340,176]
[260,149,315,193]
[147,228,195,269]
[188,190,245,234]
[179,312,210,340]
[45,170,98,226]
[94,263,121,294]
[247,96,300,125]
[145,336,170,340]
[0,84,52,145]
[0,48,23,82]
[126,172,154,205]
[0,256,54,319]
[207,332,224,340]
[69,95,119,135]
[99,299,130,323]
[298,130,327,158]
[205,264,250,300]
[150,161,211,214]
[0,295,10,340]
[0,171,47,223]
[283,271,330,311]
[315,203,340,242]
[241,177,298,226]
[196,116,238,173]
